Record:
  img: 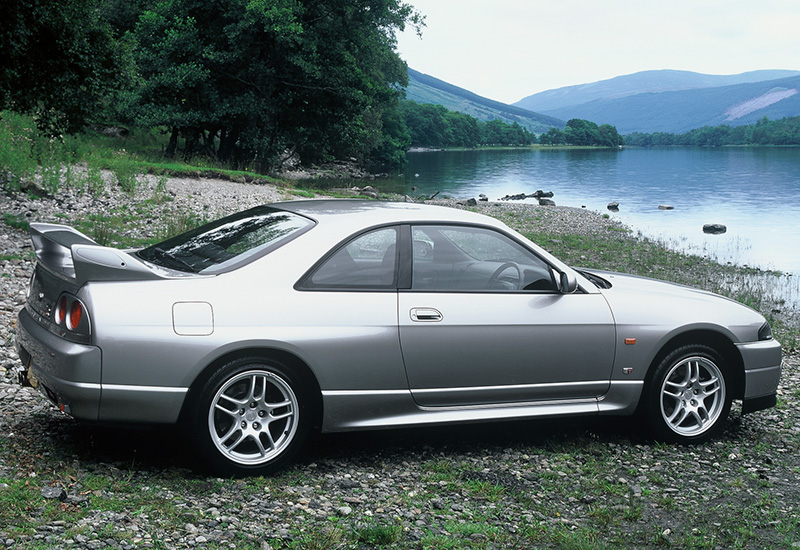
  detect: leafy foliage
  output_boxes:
[401,102,535,147]
[0,111,82,192]
[124,0,421,170]
[2,0,421,170]
[0,0,126,134]
[538,119,624,147]
[625,116,800,146]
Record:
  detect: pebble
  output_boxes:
[1,174,798,548]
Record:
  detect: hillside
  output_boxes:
[514,69,800,113]
[405,69,564,133]
[531,75,800,134]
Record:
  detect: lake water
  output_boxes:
[386,147,800,276]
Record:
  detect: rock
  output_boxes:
[607,201,620,211]
[658,205,674,210]
[478,194,488,202]
[499,191,554,202]
[41,486,67,501]
[19,179,49,197]
[538,198,556,206]
[358,186,379,199]
[703,223,727,234]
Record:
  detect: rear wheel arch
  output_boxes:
[180,348,324,476]
[180,347,323,430]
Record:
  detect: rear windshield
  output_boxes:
[137,205,314,274]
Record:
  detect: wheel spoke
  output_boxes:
[217,420,239,443]
[247,375,260,402]
[268,410,293,422]
[667,405,689,426]
[699,378,720,393]
[214,402,240,419]
[222,430,246,451]
[690,409,706,427]
[254,375,267,402]
[261,429,277,451]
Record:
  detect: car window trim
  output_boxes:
[295,223,404,292]
[404,222,564,295]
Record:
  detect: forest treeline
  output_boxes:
[400,102,536,147]
[625,116,800,147]
[400,103,624,149]
[1,0,422,171]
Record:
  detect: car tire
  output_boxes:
[190,356,311,476]
[644,345,732,444]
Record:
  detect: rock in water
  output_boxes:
[703,223,727,234]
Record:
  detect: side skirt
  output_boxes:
[320,380,644,432]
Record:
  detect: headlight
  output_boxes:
[758,322,773,341]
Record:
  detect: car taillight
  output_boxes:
[67,300,84,331]
[53,293,90,338]
[55,296,67,325]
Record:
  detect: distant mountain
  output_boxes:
[405,68,564,133]
[513,70,800,135]
[515,69,800,113]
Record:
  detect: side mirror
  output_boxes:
[559,270,578,294]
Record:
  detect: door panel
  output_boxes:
[397,224,615,407]
[398,292,615,406]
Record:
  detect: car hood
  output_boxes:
[580,268,767,342]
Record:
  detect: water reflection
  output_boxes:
[389,148,800,276]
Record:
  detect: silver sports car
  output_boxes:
[16,200,781,475]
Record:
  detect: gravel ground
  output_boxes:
[1,176,799,549]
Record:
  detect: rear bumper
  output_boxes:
[16,308,102,421]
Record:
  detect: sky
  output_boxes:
[395,0,800,105]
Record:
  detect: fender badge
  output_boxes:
[622,368,633,375]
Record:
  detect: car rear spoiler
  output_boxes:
[30,223,162,286]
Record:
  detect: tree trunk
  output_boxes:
[165,127,179,157]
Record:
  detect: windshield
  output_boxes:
[137,206,314,274]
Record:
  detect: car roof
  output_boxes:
[275,199,504,229]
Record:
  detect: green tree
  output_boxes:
[0,0,125,133]
[538,127,565,145]
[563,119,600,146]
[597,123,624,147]
[126,0,421,170]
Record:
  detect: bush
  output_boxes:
[0,111,39,191]
[0,110,76,193]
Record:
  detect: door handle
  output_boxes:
[410,308,443,322]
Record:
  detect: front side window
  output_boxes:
[411,225,557,292]
[302,227,399,289]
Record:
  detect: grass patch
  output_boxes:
[3,213,29,232]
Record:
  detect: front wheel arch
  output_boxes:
[642,343,733,444]
[645,330,744,400]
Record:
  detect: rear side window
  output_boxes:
[300,227,399,289]
[138,206,313,274]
